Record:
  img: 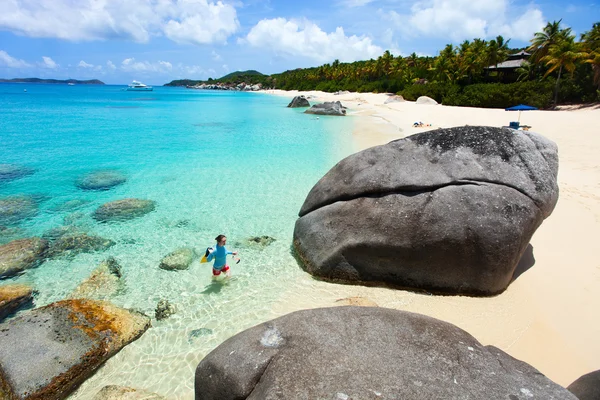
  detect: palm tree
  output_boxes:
[528,20,571,64]
[541,34,588,105]
[581,23,600,89]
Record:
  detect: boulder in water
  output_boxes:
[0,284,34,321]
[287,96,310,108]
[0,238,49,279]
[159,247,195,271]
[304,101,346,116]
[415,95,438,105]
[195,307,575,400]
[76,170,127,191]
[293,126,559,295]
[246,236,276,248]
[93,385,166,400]
[46,233,115,258]
[69,257,124,300]
[0,195,38,225]
[0,299,150,400]
[93,198,156,222]
[0,164,35,183]
[155,299,176,321]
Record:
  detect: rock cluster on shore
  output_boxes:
[188,82,263,91]
[304,101,346,116]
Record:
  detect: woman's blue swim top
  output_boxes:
[207,244,232,269]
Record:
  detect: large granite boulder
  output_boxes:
[158,247,195,271]
[304,101,346,116]
[46,233,115,258]
[0,299,151,400]
[69,257,124,300]
[567,370,600,400]
[76,170,127,191]
[0,284,34,321]
[0,238,49,279]
[0,164,35,183]
[94,199,156,222]
[0,196,38,225]
[287,95,310,108]
[195,306,575,400]
[384,94,405,104]
[294,126,559,295]
[93,385,166,400]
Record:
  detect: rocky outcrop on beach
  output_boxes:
[0,284,34,321]
[0,299,150,400]
[46,233,115,258]
[567,370,600,400]
[94,198,156,222]
[416,95,438,105]
[93,385,166,400]
[287,95,310,108]
[0,164,35,183]
[0,238,49,279]
[0,195,39,225]
[76,170,127,191]
[188,82,262,91]
[70,257,124,300]
[155,299,176,321]
[159,247,195,271]
[384,94,405,104]
[304,101,346,116]
[195,306,575,400]
[293,126,559,295]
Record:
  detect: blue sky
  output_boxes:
[0,0,598,84]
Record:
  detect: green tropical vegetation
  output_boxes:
[166,20,599,109]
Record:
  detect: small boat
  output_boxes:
[126,80,153,91]
[67,82,75,86]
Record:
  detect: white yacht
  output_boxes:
[126,80,153,91]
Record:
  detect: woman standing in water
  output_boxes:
[207,234,238,278]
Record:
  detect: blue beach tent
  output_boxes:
[505,104,538,124]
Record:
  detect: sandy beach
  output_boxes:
[265,89,600,386]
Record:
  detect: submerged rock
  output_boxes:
[0,195,38,225]
[155,299,176,321]
[93,385,166,400]
[294,126,559,295]
[0,164,35,183]
[76,170,127,191]
[0,299,151,400]
[304,101,346,116]
[568,369,600,400]
[245,236,276,248]
[159,247,195,271]
[69,257,124,300]
[42,225,84,241]
[0,284,34,321]
[0,225,25,245]
[0,238,49,279]
[287,96,310,108]
[195,307,575,400]
[189,328,214,343]
[94,198,156,222]
[50,199,92,212]
[46,233,115,258]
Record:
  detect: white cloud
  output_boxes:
[121,58,174,73]
[337,0,375,6]
[211,50,222,61]
[244,18,383,62]
[78,60,94,68]
[107,60,117,70]
[0,0,239,45]
[41,56,59,69]
[0,50,31,68]
[386,0,545,42]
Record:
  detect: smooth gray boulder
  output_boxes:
[0,164,35,183]
[416,95,438,105]
[195,306,575,400]
[384,94,405,104]
[0,195,38,225]
[158,247,195,271]
[294,126,559,295]
[304,101,346,116]
[76,170,126,191]
[0,299,150,400]
[567,369,600,400]
[287,95,310,108]
[93,385,166,400]
[46,233,115,258]
[93,198,156,222]
[0,284,34,321]
[0,238,49,279]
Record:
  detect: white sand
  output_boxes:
[265,89,600,386]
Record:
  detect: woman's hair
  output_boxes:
[215,234,226,243]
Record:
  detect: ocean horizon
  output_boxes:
[0,83,355,397]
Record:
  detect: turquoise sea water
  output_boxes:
[0,84,355,397]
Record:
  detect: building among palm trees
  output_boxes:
[484,50,531,82]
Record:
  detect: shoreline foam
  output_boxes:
[262,89,600,386]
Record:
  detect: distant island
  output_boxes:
[165,70,267,89]
[0,78,104,85]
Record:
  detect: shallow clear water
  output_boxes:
[0,84,355,397]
